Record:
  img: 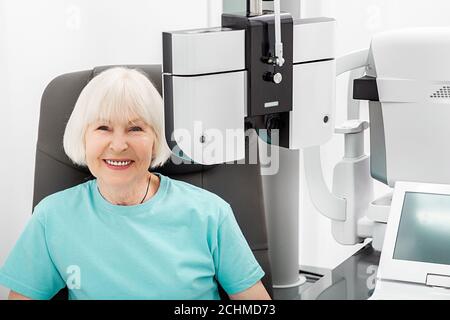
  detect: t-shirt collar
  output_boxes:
[91,172,168,215]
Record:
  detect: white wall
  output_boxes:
[0,0,211,300]
[298,0,450,270]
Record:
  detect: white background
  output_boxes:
[1,0,450,299]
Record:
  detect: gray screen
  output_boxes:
[393,192,450,265]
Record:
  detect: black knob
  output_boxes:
[263,72,283,84]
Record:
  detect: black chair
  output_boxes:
[34,64,273,299]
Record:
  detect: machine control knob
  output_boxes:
[264,72,283,84]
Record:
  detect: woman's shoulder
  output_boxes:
[164,176,231,210]
[33,180,93,215]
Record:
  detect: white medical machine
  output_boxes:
[162,15,336,161]
[351,27,450,249]
[372,182,450,299]
[162,0,450,297]
[308,28,450,299]
[163,0,335,290]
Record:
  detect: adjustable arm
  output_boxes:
[336,49,369,76]
[302,49,371,237]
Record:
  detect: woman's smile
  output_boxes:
[103,159,135,170]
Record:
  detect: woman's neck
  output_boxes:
[97,173,159,206]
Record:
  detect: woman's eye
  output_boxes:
[130,126,143,132]
[97,126,109,131]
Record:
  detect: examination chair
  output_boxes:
[33,65,273,300]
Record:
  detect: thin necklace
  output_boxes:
[140,174,152,204]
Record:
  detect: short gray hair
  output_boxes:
[63,67,171,168]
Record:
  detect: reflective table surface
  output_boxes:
[273,244,381,300]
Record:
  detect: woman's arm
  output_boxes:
[229,281,271,300]
[8,290,32,300]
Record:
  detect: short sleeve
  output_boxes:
[212,204,265,295]
[0,203,65,299]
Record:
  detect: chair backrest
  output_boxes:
[34,65,273,299]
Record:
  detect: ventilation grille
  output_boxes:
[430,86,450,98]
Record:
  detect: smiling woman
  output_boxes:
[0,67,270,300]
[63,67,172,206]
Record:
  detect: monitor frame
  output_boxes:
[378,181,450,285]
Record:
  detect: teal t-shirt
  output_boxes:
[0,173,264,300]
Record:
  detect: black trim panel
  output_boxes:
[353,75,379,101]
[163,74,175,150]
[162,32,172,74]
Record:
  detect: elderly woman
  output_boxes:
[0,67,270,300]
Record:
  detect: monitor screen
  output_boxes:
[393,192,450,265]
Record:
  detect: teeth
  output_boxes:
[106,160,131,166]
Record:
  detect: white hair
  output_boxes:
[63,67,172,168]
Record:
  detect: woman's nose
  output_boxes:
[109,132,128,152]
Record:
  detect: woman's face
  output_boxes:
[85,118,156,186]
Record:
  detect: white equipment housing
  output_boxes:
[163,19,336,165]
[362,28,450,251]
[308,27,450,253]
[368,28,450,187]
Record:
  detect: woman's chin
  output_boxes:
[100,175,135,186]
